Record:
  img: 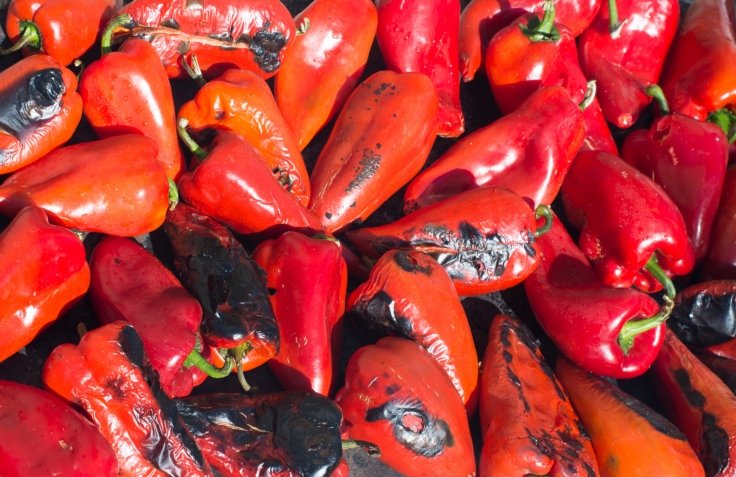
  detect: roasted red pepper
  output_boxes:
[0,206,89,363]
[335,336,476,477]
[704,166,736,279]
[252,232,346,396]
[0,380,118,476]
[561,150,695,293]
[4,0,120,65]
[524,215,666,378]
[375,0,463,137]
[308,70,439,233]
[43,322,212,477]
[347,250,479,411]
[478,315,599,476]
[347,186,544,296]
[403,86,584,211]
[116,0,295,79]
[0,135,171,237]
[555,357,705,477]
[0,54,82,174]
[274,0,377,151]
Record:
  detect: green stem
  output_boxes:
[180,54,207,87]
[0,21,41,55]
[233,344,252,392]
[168,178,179,211]
[608,0,622,35]
[645,254,676,301]
[707,108,736,144]
[645,84,670,114]
[101,14,135,55]
[579,80,597,111]
[177,119,208,160]
[342,440,381,457]
[534,204,553,237]
[183,348,235,378]
[519,0,560,42]
[618,294,674,354]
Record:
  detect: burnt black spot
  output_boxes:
[350,202,357,208]
[346,149,381,193]
[670,282,736,346]
[386,384,400,395]
[325,212,332,219]
[352,291,415,339]
[526,428,556,458]
[373,82,395,96]
[608,380,686,440]
[502,350,512,363]
[118,325,145,368]
[210,31,233,42]
[583,462,597,477]
[267,288,277,296]
[245,27,287,73]
[557,426,584,458]
[0,68,64,140]
[674,368,706,408]
[105,375,128,401]
[161,18,180,29]
[392,251,432,275]
[507,367,530,412]
[376,143,382,149]
[576,419,590,440]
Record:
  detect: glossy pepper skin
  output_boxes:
[80,37,184,181]
[347,250,479,411]
[308,70,439,234]
[660,0,736,120]
[5,0,121,66]
[118,0,295,79]
[347,186,540,296]
[178,68,310,203]
[0,380,118,476]
[252,232,347,396]
[335,336,476,477]
[555,357,705,477]
[704,166,736,280]
[375,0,463,137]
[561,150,695,292]
[176,391,344,477]
[652,330,736,477]
[0,207,89,364]
[43,322,212,477]
[274,0,377,151]
[478,315,599,477]
[0,54,82,174]
[0,135,170,237]
[524,215,664,378]
[404,86,584,212]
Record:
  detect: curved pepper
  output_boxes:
[308,70,439,234]
[555,357,705,477]
[0,54,82,174]
[704,166,736,280]
[0,134,170,236]
[347,250,478,411]
[404,86,584,211]
[335,336,476,477]
[0,206,89,364]
[274,0,377,151]
[478,315,599,476]
[118,0,295,79]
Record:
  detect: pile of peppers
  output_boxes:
[1,0,736,475]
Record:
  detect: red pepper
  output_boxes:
[308,70,439,234]
[403,85,584,212]
[0,380,118,476]
[0,54,82,174]
[375,0,464,137]
[523,214,666,378]
[0,135,171,237]
[577,0,680,128]
[116,0,295,79]
[252,232,347,396]
[3,0,120,66]
[478,315,599,476]
[561,150,695,293]
[346,186,544,296]
[704,166,736,279]
[621,86,729,259]
[274,0,377,151]
[0,206,89,363]
[335,336,476,477]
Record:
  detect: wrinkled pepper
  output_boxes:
[43,322,212,477]
[0,54,82,174]
[308,70,439,233]
[0,206,89,364]
[274,0,377,151]
[704,166,736,280]
[555,357,705,477]
[252,232,347,396]
[0,135,171,237]
[478,315,599,476]
[347,249,479,411]
[335,336,476,477]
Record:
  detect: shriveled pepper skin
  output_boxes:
[0,380,118,477]
[704,167,736,280]
[404,86,584,211]
[652,330,736,477]
[479,315,599,477]
[347,250,479,411]
[0,54,82,174]
[0,207,89,364]
[0,135,170,237]
[555,357,705,477]
[120,0,295,79]
[274,0,377,151]
[668,281,736,350]
[308,70,439,234]
[335,337,476,477]
[347,186,540,296]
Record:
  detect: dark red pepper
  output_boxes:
[704,166,736,280]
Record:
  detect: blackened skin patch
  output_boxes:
[670,283,736,346]
[606,380,685,440]
[353,291,415,339]
[393,251,432,275]
[242,27,287,73]
[0,68,64,138]
[346,149,381,193]
[366,399,454,457]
